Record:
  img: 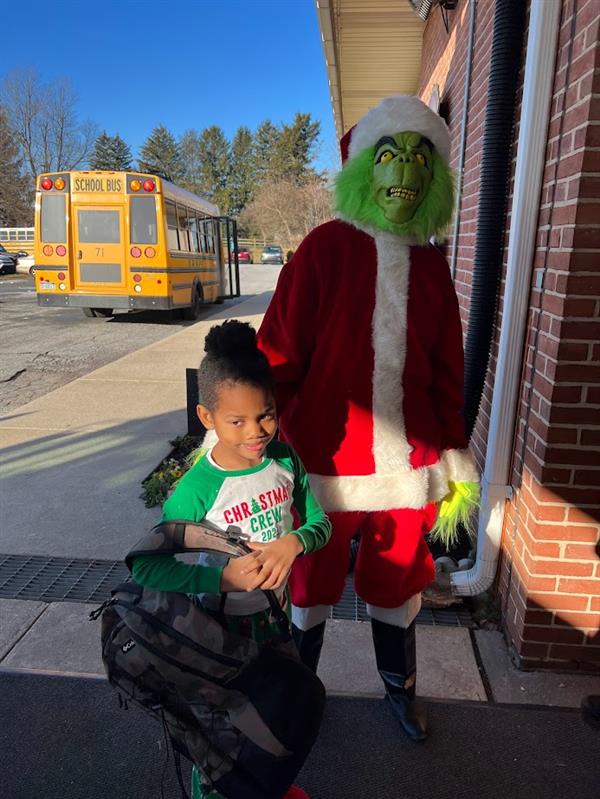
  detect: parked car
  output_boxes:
[231,247,253,264]
[260,245,284,265]
[16,255,36,276]
[0,244,17,275]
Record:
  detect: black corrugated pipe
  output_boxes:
[463,0,527,438]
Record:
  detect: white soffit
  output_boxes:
[316,0,425,140]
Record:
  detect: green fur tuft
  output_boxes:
[334,146,455,243]
[429,480,480,550]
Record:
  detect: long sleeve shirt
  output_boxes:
[131,440,331,614]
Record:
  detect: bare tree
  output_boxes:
[1,68,98,179]
[239,176,332,251]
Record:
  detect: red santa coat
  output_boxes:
[258,218,477,519]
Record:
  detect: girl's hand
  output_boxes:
[244,534,304,591]
[220,551,262,592]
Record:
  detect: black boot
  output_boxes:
[371,618,427,742]
[292,621,326,673]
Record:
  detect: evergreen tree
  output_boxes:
[187,126,232,213]
[138,125,184,182]
[0,106,32,226]
[271,113,321,184]
[111,134,133,170]
[90,132,133,170]
[253,120,280,185]
[250,498,261,515]
[228,126,256,216]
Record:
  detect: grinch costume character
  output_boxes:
[257,95,479,741]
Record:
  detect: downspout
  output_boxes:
[462,0,527,436]
[449,0,476,281]
[452,0,562,596]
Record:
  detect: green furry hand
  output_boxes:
[429,480,480,549]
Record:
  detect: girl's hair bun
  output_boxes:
[204,320,258,360]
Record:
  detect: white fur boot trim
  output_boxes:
[291,604,331,631]
[367,593,422,628]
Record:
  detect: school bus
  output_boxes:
[33,171,239,318]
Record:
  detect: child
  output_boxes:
[131,319,332,799]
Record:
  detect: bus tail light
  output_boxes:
[59,283,66,291]
[58,272,66,281]
[130,180,141,192]
[130,247,142,258]
[134,284,142,293]
[43,245,54,256]
[144,247,156,258]
[54,178,65,190]
[41,178,53,190]
[56,245,66,257]
[143,180,155,192]
[133,274,142,282]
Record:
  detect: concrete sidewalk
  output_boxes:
[1,288,597,708]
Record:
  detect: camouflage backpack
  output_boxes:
[91,519,325,799]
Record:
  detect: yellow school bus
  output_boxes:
[33,171,239,318]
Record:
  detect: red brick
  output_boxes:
[592,596,600,611]
[576,203,600,225]
[558,319,600,340]
[544,446,600,466]
[553,610,600,628]
[565,542,600,560]
[556,363,600,382]
[539,466,572,486]
[548,644,600,662]
[574,470,600,487]
[528,592,590,611]
[531,559,594,577]
[557,340,589,361]
[568,507,600,525]
[523,609,554,625]
[535,524,599,543]
[551,407,600,426]
[523,625,584,644]
[567,274,600,295]
[580,430,600,446]
[557,577,600,594]
[548,385,582,404]
[518,641,550,659]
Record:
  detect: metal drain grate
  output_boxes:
[0,555,473,626]
[330,577,473,626]
[0,554,128,604]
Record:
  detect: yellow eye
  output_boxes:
[379,151,394,164]
[415,153,426,166]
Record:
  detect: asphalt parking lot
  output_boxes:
[0,265,282,412]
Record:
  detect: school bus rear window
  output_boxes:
[130,196,157,244]
[41,195,67,243]
[78,210,120,243]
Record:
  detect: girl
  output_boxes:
[131,319,331,799]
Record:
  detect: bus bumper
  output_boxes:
[37,294,175,310]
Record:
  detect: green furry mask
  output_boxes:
[334,131,454,243]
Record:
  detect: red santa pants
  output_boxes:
[290,505,436,610]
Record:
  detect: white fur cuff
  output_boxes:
[440,448,479,484]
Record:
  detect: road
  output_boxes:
[0,265,282,412]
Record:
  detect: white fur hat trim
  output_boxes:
[348,95,451,162]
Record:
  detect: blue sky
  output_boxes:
[2,0,339,171]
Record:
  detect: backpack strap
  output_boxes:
[124,519,250,571]
[125,518,292,638]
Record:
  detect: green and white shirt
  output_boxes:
[132,440,331,615]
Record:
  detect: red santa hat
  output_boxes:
[341,95,451,163]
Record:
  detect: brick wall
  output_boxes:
[419,0,600,672]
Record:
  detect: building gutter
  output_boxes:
[452,0,562,596]
[315,0,344,141]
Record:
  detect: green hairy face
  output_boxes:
[373,132,433,223]
[334,130,454,243]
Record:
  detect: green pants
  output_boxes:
[191,601,290,799]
